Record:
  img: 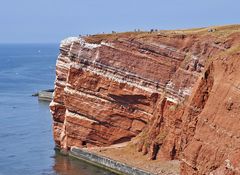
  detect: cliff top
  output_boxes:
[84,24,240,44]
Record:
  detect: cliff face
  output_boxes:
[50,25,240,174]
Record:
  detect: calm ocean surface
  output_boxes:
[0,44,116,175]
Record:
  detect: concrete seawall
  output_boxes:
[70,147,156,175]
[32,89,53,102]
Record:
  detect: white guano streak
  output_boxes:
[64,86,109,103]
[61,37,79,47]
[71,63,179,103]
[61,37,114,50]
[66,110,97,123]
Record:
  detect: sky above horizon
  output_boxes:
[1,0,240,43]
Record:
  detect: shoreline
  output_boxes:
[55,145,179,175]
[69,147,155,175]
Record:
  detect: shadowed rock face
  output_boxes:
[50,25,240,175]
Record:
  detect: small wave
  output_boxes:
[0,133,17,138]
[7,155,16,158]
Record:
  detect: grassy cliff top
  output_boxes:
[84,24,240,44]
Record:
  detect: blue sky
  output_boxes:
[1,0,239,43]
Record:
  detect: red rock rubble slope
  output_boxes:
[50,25,240,174]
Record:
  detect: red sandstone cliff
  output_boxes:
[50,25,240,174]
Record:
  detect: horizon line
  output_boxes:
[0,42,60,44]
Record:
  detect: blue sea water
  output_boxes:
[0,44,116,175]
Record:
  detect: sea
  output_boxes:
[0,44,116,175]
